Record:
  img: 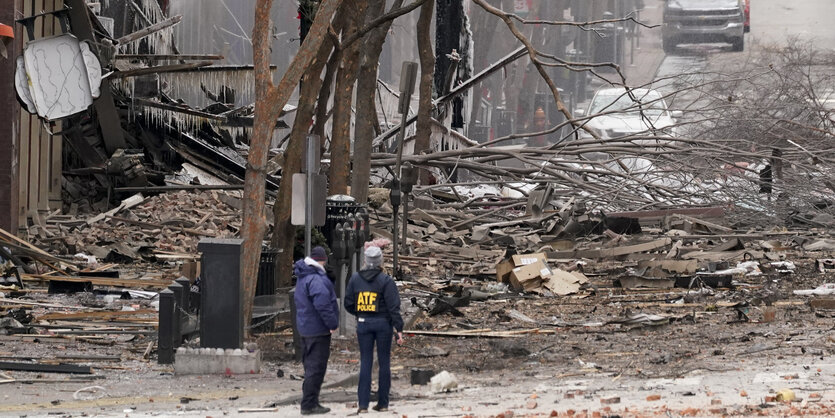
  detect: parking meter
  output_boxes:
[389,179,402,207]
[401,163,417,194]
[344,220,356,271]
[333,224,347,336]
[390,179,402,277]
[400,163,417,256]
[333,224,346,262]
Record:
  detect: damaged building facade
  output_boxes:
[0,0,303,233]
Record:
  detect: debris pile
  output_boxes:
[359,183,835,356]
[28,191,240,265]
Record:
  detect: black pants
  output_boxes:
[357,316,393,409]
[301,334,331,410]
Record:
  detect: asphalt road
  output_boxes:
[749,0,835,47]
[651,0,833,118]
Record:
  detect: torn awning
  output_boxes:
[0,23,13,59]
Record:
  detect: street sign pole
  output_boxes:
[304,134,320,257]
[392,61,418,278]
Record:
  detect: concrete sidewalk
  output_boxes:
[622,0,668,87]
[590,0,667,89]
[5,353,833,417]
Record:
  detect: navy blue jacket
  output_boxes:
[294,258,339,337]
[344,268,404,333]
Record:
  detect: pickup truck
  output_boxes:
[662,0,746,52]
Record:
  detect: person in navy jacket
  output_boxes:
[344,246,404,413]
[294,246,338,415]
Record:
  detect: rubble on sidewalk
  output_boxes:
[28,190,240,265]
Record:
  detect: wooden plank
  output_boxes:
[49,121,62,210]
[114,185,244,193]
[34,0,44,40]
[51,0,61,37]
[404,329,543,338]
[637,260,700,274]
[548,238,672,259]
[681,249,764,262]
[0,361,92,374]
[608,206,726,220]
[672,214,732,233]
[22,274,172,289]
[0,355,120,362]
[0,226,75,266]
[51,330,153,336]
[17,114,31,231]
[112,61,213,78]
[132,97,227,120]
[0,298,90,309]
[86,193,146,225]
[29,0,43,216]
[631,301,805,309]
[38,124,50,212]
[0,240,75,271]
[27,119,39,213]
[114,54,225,60]
[36,309,157,321]
[116,15,182,45]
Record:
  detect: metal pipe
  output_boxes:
[401,195,409,252]
[338,263,347,337]
[391,191,400,277]
[304,135,317,257]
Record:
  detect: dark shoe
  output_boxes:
[372,405,388,412]
[301,405,330,415]
[357,407,368,414]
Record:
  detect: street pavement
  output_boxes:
[749,0,835,46]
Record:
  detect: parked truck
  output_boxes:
[662,0,746,53]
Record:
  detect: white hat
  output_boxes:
[364,246,382,269]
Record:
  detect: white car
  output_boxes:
[575,88,681,143]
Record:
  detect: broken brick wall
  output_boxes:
[0,0,21,232]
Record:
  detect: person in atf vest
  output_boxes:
[293,246,338,415]
[344,246,404,414]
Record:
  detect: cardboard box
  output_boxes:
[496,253,548,284]
[510,260,552,292]
[512,253,546,266]
[496,259,515,284]
[543,269,587,295]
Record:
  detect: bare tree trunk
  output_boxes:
[328,0,368,195]
[414,0,435,185]
[270,37,336,289]
[351,0,404,203]
[312,8,348,144]
[244,0,342,338]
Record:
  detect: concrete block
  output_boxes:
[174,347,261,375]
